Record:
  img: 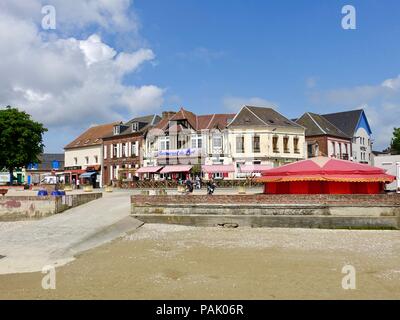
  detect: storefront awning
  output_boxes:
[240,165,272,173]
[80,172,97,178]
[202,165,235,173]
[160,165,193,174]
[136,166,163,174]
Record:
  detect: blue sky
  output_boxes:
[1,0,400,151]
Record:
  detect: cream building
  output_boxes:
[64,122,116,187]
[227,106,306,178]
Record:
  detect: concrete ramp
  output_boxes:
[0,192,139,274]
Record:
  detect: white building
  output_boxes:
[142,109,236,180]
[372,154,400,192]
[64,122,116,187]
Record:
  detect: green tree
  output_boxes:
[391,127,400,155]
[0,106,47,184]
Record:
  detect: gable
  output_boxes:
[229,107,266,127]
[356,111,372,136]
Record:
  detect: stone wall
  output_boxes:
[0,193,102,221]
[131,194,400,229]
[131,193,400,206]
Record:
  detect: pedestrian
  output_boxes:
[185,178,193,194]
[207,179,216,195]
[195,175,201,189]
[76,178,80,190]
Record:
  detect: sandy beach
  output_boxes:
[0,224,399,300]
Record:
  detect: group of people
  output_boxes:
[184,176,216,195]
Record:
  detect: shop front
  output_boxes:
[202,164,235,180]
[159,165,193,181]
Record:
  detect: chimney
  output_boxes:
[162,111,176,119]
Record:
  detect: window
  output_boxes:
[131,142,137,157]
[94,156,98,163]
[236,136,244,153]
[132,122,139,132]
[113,144,118,158]
[74,157,78,165]
[294,137,300,153]
[122,143,126,157]
[159,136,170,150]
[331,142,336,157]
[213,135,222,149]
[113,126,120,135]
[85,156,89,164]
[273,136,279,153]
[283,137,289,153]
[191,134,203,149]
[253,135,260,153]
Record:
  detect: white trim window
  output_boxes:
[213,134,222,149]
[131,142,138,157]
[159,136,170,151]
[191,134,203,149]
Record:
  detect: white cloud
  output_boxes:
[223,96,277,112]
[0,0,165,151]
[308,75,400,150]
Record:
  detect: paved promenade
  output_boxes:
[0,191,142,274]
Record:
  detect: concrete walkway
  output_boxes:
[0,191,142,274]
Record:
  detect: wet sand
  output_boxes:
[0,225,399,300]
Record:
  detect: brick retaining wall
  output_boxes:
[131,194,400,206]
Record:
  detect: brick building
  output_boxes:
[102,115,161,186]
[296,112,351,160]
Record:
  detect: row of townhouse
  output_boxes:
[63,105,373,187]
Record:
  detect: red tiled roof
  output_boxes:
[64,122,118,150]
[154,107,235,132]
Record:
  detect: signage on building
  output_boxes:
[157,148,197,157]
[64,166,82,171]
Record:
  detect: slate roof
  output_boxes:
[228,106,302,128]
[321,110,364,137]
[65,122,117,150]
[103,114,161,138]
[296,112,350,139]
[36,153,64,171]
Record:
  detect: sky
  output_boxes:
[1,0,400,152]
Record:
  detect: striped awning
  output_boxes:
[202,164,235,173]
[136,166,163,174]
[160,165,193,174]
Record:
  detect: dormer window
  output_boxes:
[113,125,120,135]
[132,122,139,132]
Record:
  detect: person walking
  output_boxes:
[185,178,194,194]
[207,179,216,195]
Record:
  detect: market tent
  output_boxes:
[202,164,235,173]
[257,157,395,194]
[160,165,193,174]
